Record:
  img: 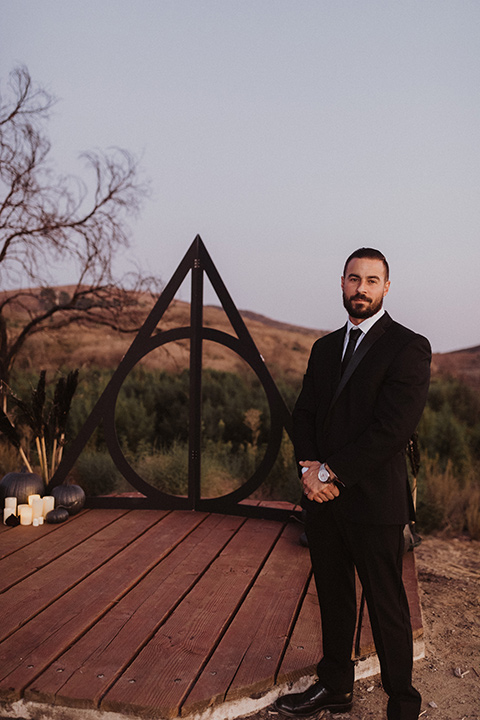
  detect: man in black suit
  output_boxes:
[274,248,431,720]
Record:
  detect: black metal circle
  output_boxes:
[101,327,286,510]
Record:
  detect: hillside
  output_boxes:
[8,291,480,389]
[431,344,480,390]
[13,297,324,385]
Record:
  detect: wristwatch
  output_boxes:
[317,464,330,483]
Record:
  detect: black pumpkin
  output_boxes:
[46,507,69,524]
[0,469,45,506]
[50,483,85,515]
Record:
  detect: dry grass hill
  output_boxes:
[15,296,324,385]
[9,290,480,389]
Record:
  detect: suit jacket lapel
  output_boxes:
[328,312,393,412]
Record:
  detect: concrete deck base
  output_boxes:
[0,637,425,720]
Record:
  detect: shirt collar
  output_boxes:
[346,307,385,336]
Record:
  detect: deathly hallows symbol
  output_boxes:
[50,235,293,515]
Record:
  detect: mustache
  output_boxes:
[351,294,371,303]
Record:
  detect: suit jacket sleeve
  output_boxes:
[292,330,343,469]
[291,346,322,466]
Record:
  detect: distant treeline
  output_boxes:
[5,368,480,539]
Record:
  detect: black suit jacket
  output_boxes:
[292,313,431,524]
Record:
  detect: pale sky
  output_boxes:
[1,0,479,353]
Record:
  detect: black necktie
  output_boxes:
[341,327,362,376]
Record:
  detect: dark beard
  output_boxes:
[342,292,383,319]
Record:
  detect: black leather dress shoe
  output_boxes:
[273,681,353,717]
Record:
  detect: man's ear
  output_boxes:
[383,280,391,297]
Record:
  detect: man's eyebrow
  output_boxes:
[347,273,381,280]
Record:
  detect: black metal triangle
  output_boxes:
[50,236,295,520]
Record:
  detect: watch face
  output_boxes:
[318,467,329,483]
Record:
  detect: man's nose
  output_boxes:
[357,279,369,294]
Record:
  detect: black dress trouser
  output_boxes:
[305,501,422,720]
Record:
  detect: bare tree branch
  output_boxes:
[0,66,158,384]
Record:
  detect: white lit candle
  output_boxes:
[4,497,17,512]
[43,496,55,515]
[3,507,15,524]
[28,494,41,507]
[32,497,44,520]
[20,505,33,525]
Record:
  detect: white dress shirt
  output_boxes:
[342,307,385,359]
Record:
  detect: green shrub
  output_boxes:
[416,454,480,538]
[135,442,189,496]
[5,367,480,539]
[251,430,301,504]
[72,450,124,496]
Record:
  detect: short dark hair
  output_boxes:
[343,248,389,280]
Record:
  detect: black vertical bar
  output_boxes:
[189,239,203,508]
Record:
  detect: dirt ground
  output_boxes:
[246,534,480,720]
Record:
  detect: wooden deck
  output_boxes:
[0,505,423,720]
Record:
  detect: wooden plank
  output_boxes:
[182,520,311,716]
[0,509,424,720]
[0,510,200,700]
[279,550,424,683]
[225,522,311,700]
[0,509,161,643]
[27,513,245,709]
[277,575,322,685]
[258,500,302,512]
[278,573,362,683]
[0,509,129,592]
[280,549,423,685]
[100,516,285,719]
[0,509,90,560]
